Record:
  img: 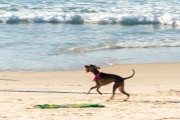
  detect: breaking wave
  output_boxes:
[53,41,180,54]
[0,0,179,26]
[0,13,179,26]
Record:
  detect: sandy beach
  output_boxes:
[0,63,180,120]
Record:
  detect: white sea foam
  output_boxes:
[0,12,179,26]
[0,0,179,25]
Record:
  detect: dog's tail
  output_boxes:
[123,69,135,80]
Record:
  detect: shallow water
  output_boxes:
[0,0,180,71]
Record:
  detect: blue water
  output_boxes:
[0,0,180,71]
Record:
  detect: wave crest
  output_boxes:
[0,13,179,26]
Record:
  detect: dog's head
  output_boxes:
[85,64,100,73]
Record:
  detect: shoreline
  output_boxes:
[0,61,180,72]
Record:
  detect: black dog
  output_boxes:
[85,64,135,101]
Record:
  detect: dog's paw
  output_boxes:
[106,98,114,101]
[123,99,129,101]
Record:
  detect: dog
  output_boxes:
[85,64,135,101]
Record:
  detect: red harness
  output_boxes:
[93,72,100,81]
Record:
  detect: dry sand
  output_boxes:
[0,63,180,120]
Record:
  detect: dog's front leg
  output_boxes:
[96,86,102,95]
[95,81,102,95]
[87,86,98,95]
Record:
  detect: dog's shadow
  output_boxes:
[0,89,112,95]
[0,79,19,81]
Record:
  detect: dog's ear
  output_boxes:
[94,65,100,69]
[89,64,100,69]
[96,66,101,69]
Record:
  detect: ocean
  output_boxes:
[0,0,180,71]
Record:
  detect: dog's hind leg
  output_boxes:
[108,82,121,100]
[119,82,130,101]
